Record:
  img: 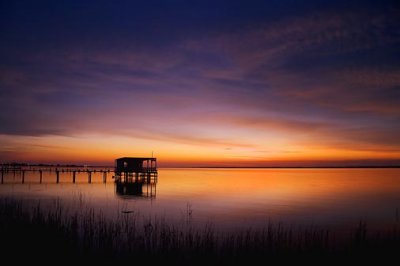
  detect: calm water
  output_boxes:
[1,168,400,233]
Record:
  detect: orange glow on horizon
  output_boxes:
[1,134,399,166]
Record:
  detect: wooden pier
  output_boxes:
[0,157,158,184]
[0,166,113,184]
[1,157,158,198]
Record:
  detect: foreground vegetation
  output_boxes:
[1,199,399,265]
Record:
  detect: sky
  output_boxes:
[1,0,400,166]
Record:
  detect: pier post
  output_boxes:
[39,170,42,183]
[56,170,60,183]
[22,170,25,184]
[72,171,76,183]
[88,171,92,183]
[1,168,3,184]
[103,172,107,183]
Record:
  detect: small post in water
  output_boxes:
[103,172,107,183]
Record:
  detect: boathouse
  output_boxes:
[114,157,158,182]
[115,157,157,173]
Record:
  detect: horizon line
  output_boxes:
[1,162,400,169]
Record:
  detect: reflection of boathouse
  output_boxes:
[114,157,157,198]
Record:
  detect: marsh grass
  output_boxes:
[1,198,399,265]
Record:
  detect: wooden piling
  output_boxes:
[39,170,42,183]
[22,170,25,184]
[88,171,92,183]
[1,168,4,184]
[147,173,151,183]
[72,171,76,183]
[103,172,107,183]
[56,170,60,183]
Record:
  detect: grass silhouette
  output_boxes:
[1,198,399,265]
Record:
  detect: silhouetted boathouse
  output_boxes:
[114,157,157,183]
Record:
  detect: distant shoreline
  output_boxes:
[1,163,400,169]
[179,165,400,169]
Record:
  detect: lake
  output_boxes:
[1,167,400,234]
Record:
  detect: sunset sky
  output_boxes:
[1,0,400,166]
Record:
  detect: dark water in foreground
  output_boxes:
[1,168,400,233]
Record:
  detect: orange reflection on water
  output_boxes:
[159,168,400,199]
[158,168,400,227]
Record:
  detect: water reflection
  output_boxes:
[1,168,400,232]
[115,182,157,199]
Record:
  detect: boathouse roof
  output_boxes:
[116,157,156,161]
